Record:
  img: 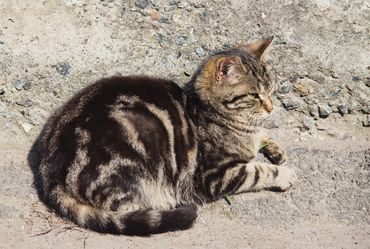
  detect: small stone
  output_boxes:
[157,33,167,46]
[289,74,300,83]
[14,80,25,90]
[199,10,208,21]
[164,5,176,11]
[302,116,314,130]
[339,132,352,140]
[294,82,313,96]
[21,123,33,134]
[195,47,206,57]
[150,0,159,8]
[0,87,5,95]
[362,102,370,114]
[365,77,370,87]
[328,87,341,97]
[169,0,180,5]
[304,95,317,105]
[184,71,191,77]
[158,16,171,24]
[308,105,318,117]
[54,63,71,77]
[175,35,187,46]
[337,105,348,115]
[16,98,34,107]
[150,10,159,20]
[177,1,189,8]
[337,98,348,115]
[327,129,338,137]
[328,100,337,107]
[318,104,332,118]
[294,82,314,96]
[191,1,205,8]
[278,81,292,94]
[281,97,300,110]
[343,4,351,10]
[296,78,320,93]
[284,0,294,5]
[352,76,361,82]
[160,57,172,69]
[348,98,358,113]
[172,12,182,22]
[362,115,370,127]
[0,102,6,113]
[23,82,32,90]
[135,0,149,9]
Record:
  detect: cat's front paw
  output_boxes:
[261,141,287,165]
[271,166,296,192]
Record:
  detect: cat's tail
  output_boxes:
[48,185,198,236]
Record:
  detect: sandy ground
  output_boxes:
[1,128,369,249]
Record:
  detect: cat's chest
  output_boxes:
[221,131,260,159]
[199,124,261,162]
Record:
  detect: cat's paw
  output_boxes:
[261,142,287,165]
[271,167,296,192]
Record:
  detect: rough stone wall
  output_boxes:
[0,1,369,248]
[0,0,369,139]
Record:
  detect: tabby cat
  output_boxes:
[32,36,296,236]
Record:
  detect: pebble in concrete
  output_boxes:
[318,104,332,118]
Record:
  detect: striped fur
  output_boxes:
[32,37,295,235]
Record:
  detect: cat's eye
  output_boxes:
[248,93,259,99]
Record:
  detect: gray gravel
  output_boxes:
[318,103,332,118]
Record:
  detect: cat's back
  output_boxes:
[69,75,186,112]
[39,75,197,197]
[40,75,193,155]
[43,75,188,133]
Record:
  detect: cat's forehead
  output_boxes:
[223,49,273,91]
[216,49,269,76]
[214,48,258,66]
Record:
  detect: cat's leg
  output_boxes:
[259,137,287,165]
[204,161,296,199]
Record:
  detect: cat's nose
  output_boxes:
[265,104,273,113]
[263,99,273,113]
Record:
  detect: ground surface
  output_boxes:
[0,0,369,248]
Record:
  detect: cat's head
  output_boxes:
[192,37,275,123]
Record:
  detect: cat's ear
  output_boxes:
[240,36,274,62]
[216,56,241,84]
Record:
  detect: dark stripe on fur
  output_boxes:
[222,94,249,105]
[223,166,248,194]
[251,167,260,188]
[204,160,248,198]
[77,115,145,200]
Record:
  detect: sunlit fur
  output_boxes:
[187,46,276,129]
[29,37,295,236]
